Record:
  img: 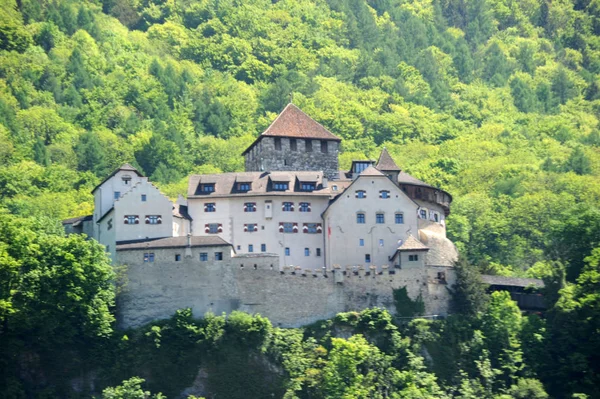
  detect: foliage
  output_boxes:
[393,286,426,317]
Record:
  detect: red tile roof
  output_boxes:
[242,104,340,155]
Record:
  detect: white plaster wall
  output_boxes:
[113,181,174,242]
[324,176,419,270]
[93,171,146,224]
[173,217,190,236]
[187,195,331,270]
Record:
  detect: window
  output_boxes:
[274,137,282,150]
[244,202,256,212]
[316,248,321,257]
[206,223,221,234]
[416,188,423,199]
[248,244,254,253]
[353,162,371,174]
[332,185,338,191]
[200,252,208,261]
[125,215,138,225]
[290,138,297,151]
[395,213,404,224]
[355,190,366,199]
[141,194,147,202]
[280,222,296,233]
[261,244,266,252]
[359,238,364,246]
[114,191,120,200]
[379,190,390,199]
[305,139,312,152]
[107,219,113,230]
[244,224,257,232]
[122,176,131,185]
[303,223,321,234]
[273,182,288,191]
[282,202,294,211]
[304,248,310,256]
[379,239,384,247]
[365,254,371,263]
[321,140,328,153]
[146,215,162,224]
[175,254,181,261]
[433,212,439,222]
[409,254,419,262]
[376,213,385,224]
[419,209,427,219]
[357,213,365,224]
[285,247,290,256]
[144,253,155,262]
[202,184,215,193]
[238,183,251,192]
[301,182,316,191]
[299,202,311,212]
[215,252,223,261]
[204,203,216,212]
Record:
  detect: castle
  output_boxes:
[64,104,458,328]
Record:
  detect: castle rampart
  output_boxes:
[116,247,454,329]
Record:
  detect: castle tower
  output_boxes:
[375,147,401,183]
[242,104,341,180]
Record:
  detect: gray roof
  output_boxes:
[360,165,386,176]
[397,235,429,251]
[187,171,341,198]
[481,275,544,288]
[116,236,231,250]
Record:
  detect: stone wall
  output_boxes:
[116,247,454,329]
[245,137,339,180]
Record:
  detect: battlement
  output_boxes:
[116,245,454,329]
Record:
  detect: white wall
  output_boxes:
[187,195,331,270]
[93,171,146,225]
[113,180,174,242]
[324,176,420,269]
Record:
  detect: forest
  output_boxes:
[0,0,599,397]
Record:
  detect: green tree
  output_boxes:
[101,377,166,399]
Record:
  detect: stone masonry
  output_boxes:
[244,136,340,180]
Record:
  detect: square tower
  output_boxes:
[243,104,341,180]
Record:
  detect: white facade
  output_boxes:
[323,172,420,269]
[187,194,331,269]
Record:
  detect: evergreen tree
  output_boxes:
[483,42,512,86]
[510,77,537,113]
[551,68,579,105]
[564,146,592,175]
[75,131,107,176]
[32,137,49,166]
[450,257,489,317]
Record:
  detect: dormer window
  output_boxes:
[273,182,288,191]
[355,190,366,199]
[238,182,251,192]
[301,182,316,191]
[202,184,215,193]
[419,209,427,219]
[353,161,372,174]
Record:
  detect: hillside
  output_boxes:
[1,0,600,397]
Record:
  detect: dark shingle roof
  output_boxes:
[116,236,230,250]
[62,214,93,225]
[242,104,340,155]
[376,148,401,171]
[481,275,544,288]
[187,171,340,198]
[173,204,192,220]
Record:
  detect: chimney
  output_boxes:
[322,177,328,188]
